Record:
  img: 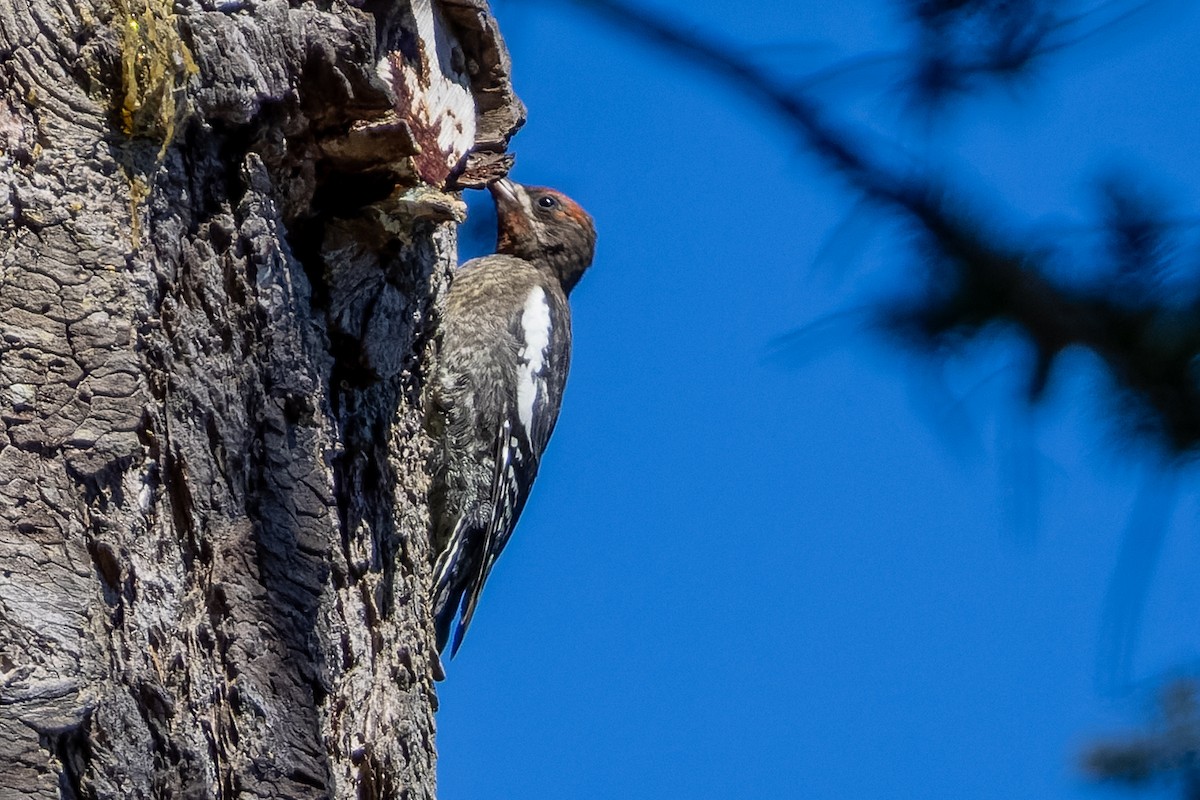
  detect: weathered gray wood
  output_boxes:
[0,0,521,796]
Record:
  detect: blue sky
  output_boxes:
[437,2,1200,798]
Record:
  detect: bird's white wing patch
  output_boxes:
[517,286,552,434]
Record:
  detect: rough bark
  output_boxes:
[0,0,522,797]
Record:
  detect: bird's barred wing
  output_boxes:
[449,418,536,655]
[449,285,568,655]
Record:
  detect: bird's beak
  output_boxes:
[489,178,519,207]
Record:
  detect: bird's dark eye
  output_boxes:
[537,195,558,210]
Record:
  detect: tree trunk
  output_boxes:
[0,0,521,796]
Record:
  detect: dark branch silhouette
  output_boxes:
[1083,680,1200,798]
[557,0,1200,456]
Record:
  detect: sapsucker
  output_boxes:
[428,178,597,656]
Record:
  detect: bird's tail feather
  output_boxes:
[432,517,475,655]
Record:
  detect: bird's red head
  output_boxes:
[489,179,597,294]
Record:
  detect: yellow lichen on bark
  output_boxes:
[116,0,197,146]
